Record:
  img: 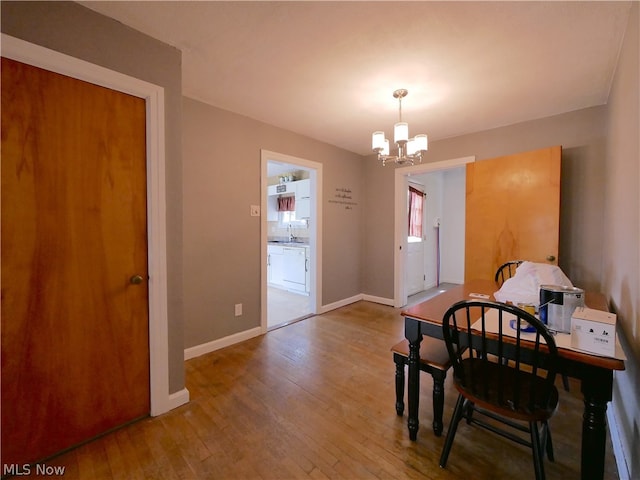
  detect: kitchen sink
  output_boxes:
[268,240,308,246]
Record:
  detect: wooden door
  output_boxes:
[464,146,561,281]
[1,58,150,465]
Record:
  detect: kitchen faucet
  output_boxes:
[288,224,294,242]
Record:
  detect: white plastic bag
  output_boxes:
[494,261,573,307]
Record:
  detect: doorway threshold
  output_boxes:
[267,313,315,332]
[407,283,459,307]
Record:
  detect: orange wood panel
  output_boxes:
[1,57,150,465]
[464,146,561,281]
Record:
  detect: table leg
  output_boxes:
[580,368,612,480]
[393,353,405,416]
[405,318,422,441]
[431,369,447,437]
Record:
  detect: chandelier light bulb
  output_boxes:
[394,122,409,144]
[372,131,386,151]
[414,134,428,152]
[382,138,390,156]
[407,138,417,156]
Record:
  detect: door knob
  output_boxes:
[546,255,556,262]
[130,274,144,285]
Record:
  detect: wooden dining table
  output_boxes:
[401,279,625,480]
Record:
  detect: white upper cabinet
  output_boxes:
[268,183,294,196]
[295,179,311,218]
[296,179,310,198]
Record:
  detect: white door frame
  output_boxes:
[1,34,187,415]
[261,150,323,331]
[393,156,475,308]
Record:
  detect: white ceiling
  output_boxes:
[79,1,632,156]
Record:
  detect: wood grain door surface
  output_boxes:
[1,58,150,465]
[464,146,561,281]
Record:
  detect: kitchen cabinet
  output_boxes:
[268,183,294,196]
[296,179,310,197]
[268,179,308,196]
[267,196,279,221]
[282,246,306,293]
[268,244,309,294]
[296,198,310,218]
[295,179,311,218]
[305,246,310,293]
[267,245,285,287]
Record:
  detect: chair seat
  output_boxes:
[390,337,451,370]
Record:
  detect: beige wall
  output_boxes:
[182,98,364,348]
[1,1,186,393]
[604,2,639,476]
[362,156,397,297]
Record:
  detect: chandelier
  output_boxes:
[372,89,428,166]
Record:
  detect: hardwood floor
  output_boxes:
[40,301,619,479]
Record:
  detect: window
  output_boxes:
[278,210,308,228]
[408,185,424,243]
[277,194,307,228]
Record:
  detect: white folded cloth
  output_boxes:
[494,261,573,307]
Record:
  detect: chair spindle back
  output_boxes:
[442,300,559,417]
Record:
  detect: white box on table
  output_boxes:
[570,307,617,356]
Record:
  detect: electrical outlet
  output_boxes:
[250,205,260,217]
[234,303,242,316]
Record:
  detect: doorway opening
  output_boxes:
[393,156,475,307]
[261,151,322,331]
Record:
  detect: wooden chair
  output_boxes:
[439,300,559,480]
[495,260,570,392]
[391,337,451,436]
[495,260,524,286]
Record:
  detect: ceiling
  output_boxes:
[79,1,632,156]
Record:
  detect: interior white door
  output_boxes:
[406,184,426,296]
[406,241,425,295]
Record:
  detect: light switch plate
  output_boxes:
[250,205,260,216]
